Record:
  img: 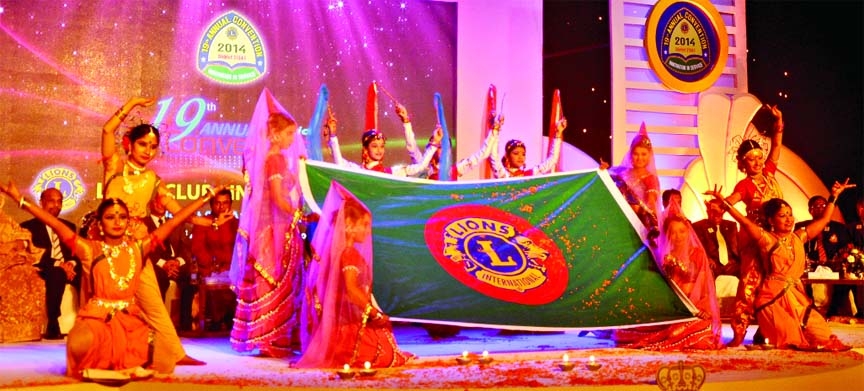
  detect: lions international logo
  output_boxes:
[30,166,86,212]
[197,11,267,85]
[425,205,567,305]
[644,0,728,92]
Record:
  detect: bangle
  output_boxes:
[114,108,128,120]
[828,195,836,204]
[18,197,30,209]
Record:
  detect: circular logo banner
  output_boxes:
[31,166,86,213]
[644,0,728,92]
[424,205,568,305]
[197,11,267,85]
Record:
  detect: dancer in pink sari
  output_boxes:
[229,89,307,356]
[614,201,722,350]
[296,183,412,368]
[608,122,661,244]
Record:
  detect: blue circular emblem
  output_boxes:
[645,0,728,92]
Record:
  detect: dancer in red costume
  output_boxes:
[296,183,413,369]
[717,104,786,347]
[613,201,722,350]
[229,89,307,356]
[706,180,854,351]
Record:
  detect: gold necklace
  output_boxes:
[125,160,146,175]
[122,161,148,195]
[101,241,136,290]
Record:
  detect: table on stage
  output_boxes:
[802,278,864,286]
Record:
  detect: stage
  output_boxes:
[2,322,863,391]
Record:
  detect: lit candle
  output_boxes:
[337,363,356,379]
[586,355,601,370]
[765,338,770,345]
[462,350,469,359]
[364,361,371,370]
[558,353,575,371]
[482,350,489,359]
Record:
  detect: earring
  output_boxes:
[99,226,105,237]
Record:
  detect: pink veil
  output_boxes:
[229,88,308,287]
[296,182,374,368]
[611,122,660,212]
[609,122,661,241]
[654,200,721,345]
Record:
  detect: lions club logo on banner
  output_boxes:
[644,0,728,93]
[424,205,568,305]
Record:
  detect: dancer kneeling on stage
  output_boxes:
[706,180,854,351]
[0,181,221,379]
[297,183,413,368]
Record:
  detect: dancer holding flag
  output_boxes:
[489,90,567,178]
[327,82,442,176]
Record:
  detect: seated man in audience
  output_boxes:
[145,198,192,323]
[692,198,740,317]
[795,195,853,317]
[20,188,81,340]
[693,198,740,277]
[846,196,864,318]
[190,188,238,332]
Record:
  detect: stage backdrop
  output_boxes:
[301,160,695,329]
[0,0,455,223]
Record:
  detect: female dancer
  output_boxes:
[0,180,220,378]
[719,104,785,347]
[706,180,854,351]
[228,89,307,356]
[296,183,413,368]
[614,201,722,350]
[327,108,443,176]
[608,123,661,241]
[99,97,207,370]
[489,117,566,178]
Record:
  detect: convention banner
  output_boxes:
[300,160,695,330]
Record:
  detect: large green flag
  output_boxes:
[300,160,695,330]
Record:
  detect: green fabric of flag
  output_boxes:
[301,160,693,330]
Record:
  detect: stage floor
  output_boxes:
[2,322,863,390]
